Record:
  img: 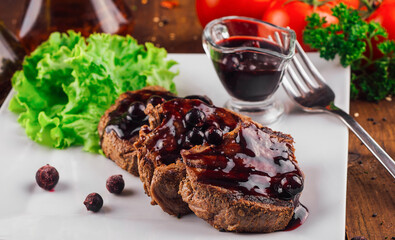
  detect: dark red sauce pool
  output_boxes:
[213,36,285,102]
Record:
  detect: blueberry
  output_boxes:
[185,108,206,127]
[35,164,59,191]
[184,95,213,105]
[106,175,125,194]
[128,101,146,120]
[205,126,223,145]
[84,193,103,212]
[147,95,165,106]
[185,128,204,146]
[280,173,303,196]
[273,183,290,199]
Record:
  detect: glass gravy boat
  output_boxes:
[203,16,296,124]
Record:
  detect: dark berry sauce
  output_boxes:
[183,122,303,199]
[285,203,309,231]
[105,90,175,140]
[142,99,240,166]
[213,36,285,102]
[182,121,308,230]
[184,95,213,105]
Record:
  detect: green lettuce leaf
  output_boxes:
[9,31,178,153]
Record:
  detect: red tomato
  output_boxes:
[365,0,395,58]
[196,0,271,27]
[261,0,359,51]
[368,0,395,41]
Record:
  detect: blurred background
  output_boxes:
[0,0,204,53]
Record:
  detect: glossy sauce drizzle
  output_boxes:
[143,99,241,166]
[183,122,303,199]
[105,90,175,140]
[285,203,309,231]
[183,122,308,230]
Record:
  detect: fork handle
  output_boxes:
[327,107,395,178]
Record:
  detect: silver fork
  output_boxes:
[274,34,395,178]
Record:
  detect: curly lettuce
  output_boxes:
[9,31,178,153]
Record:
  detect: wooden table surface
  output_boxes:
[0,1,394,239]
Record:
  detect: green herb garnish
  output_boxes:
[9,31,178,153]
[303,3,395,101]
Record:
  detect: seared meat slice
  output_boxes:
[180,121,304,232]
[98,86,176,176]
[135,98,241,216]
[179,177,294,232]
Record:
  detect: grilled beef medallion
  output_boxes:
[100,89,307,232]
[98,86,176,176]
[180,121,306,232]
[134,98,240,216]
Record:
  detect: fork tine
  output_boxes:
[275,32,316,90]
[267,34,274,43]
[295,41,326,86]
[274,32,307,97]
[291,55,317,90]
[282,76,300,98]
[274,32,283,48]
[279,32,289,52]
[286,62,309,97]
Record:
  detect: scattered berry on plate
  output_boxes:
[35,164,59,191]
[106,175,125,194]
[84,193,103,212]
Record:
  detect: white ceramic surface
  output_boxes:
[0,53,349,240]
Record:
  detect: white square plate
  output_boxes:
[0,53,349,239]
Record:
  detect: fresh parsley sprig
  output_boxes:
[303,3,395,101]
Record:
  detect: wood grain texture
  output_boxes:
[0,1,394,239]
[346,100,395,240]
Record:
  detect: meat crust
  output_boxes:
[103,94,305,233]
[135,103,191,215]
[179,177,293,232]
[98,86,174,176]
[179,120,302,232]
[134,99,242,216]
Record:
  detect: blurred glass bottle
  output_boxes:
[17,0,134,53]
[0,22,26,104]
